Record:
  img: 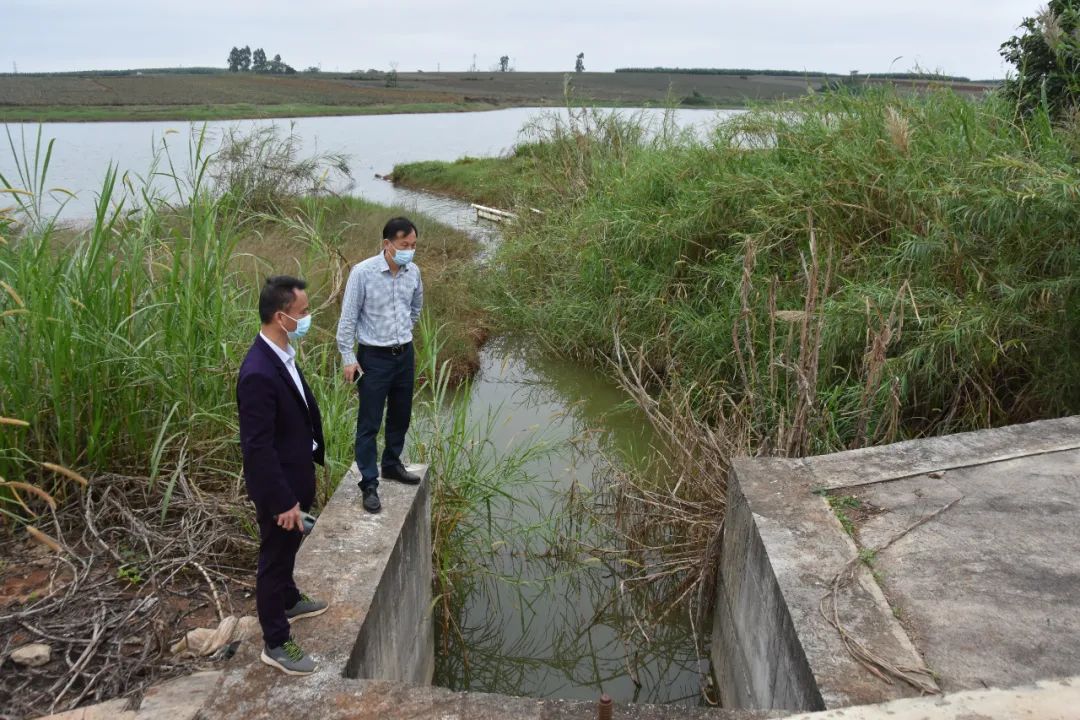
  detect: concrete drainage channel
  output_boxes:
[37,419,1080,718]
[191,464,773,720]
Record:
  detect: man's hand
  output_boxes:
[344,363,362,383]
[275,503,303,532]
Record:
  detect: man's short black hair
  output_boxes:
[382,216,419,241]
[259,275,307,324]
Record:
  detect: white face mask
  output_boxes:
[280,312,312,340]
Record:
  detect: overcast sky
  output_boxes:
[6,0,1040,79]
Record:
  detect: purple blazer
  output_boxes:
[236,337,325,519]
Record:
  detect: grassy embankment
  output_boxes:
[394,89,1080,618]
[391,155,529,208]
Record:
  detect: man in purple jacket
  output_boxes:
[237,276,328,675]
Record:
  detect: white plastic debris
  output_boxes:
[169,615,259,657]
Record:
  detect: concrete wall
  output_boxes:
[205,462,775,720]
[711,461,825,711]
[345,467,433,682]
[712,453,937,711]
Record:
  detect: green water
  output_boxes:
[432,337,704,703]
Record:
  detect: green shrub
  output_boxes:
[1000,0,1080,119]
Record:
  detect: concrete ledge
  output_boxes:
[803,416,1080,490]
[711,459,926,710]
[787,675,1080,719]
[205,672,782,719]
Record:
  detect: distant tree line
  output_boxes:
[616,67,831,76]
[851,72,973,82]
[227,46,296,74]
[615,67,975,82]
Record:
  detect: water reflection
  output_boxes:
[433,341,704,704]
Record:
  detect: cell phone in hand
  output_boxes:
[300,511,317,535]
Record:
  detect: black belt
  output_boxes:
[360,342,411,357]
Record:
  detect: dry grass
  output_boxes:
[581,216,911,700]
[0,475,256,720]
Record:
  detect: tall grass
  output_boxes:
[0,130,249,519]
[495,89,1080,445]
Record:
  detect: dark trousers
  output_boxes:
[354,343,415,490]
[256,515,303,648]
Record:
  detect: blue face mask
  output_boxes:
[392,248,415,266]
[282,312,312,341]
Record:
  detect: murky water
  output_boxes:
[1,108,730,704]
[442,338,704,703]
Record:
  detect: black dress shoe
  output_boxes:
[361,488,381,513]
[381,464,421,485]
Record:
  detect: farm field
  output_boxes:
[0,70,997,121]
[0,70,854,121]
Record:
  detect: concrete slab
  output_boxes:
[33,670,221,720]
[851,446,1080,693]
[713,416,1080,711]
[203,672,781,719]
[786,674,1080,720]
[32,698,135,720]
[713,458,931,711]
[135,670,221,719]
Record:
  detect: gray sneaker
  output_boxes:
[285,592,328,621]
[261,639,316,675]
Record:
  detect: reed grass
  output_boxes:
[494,89,1080,446]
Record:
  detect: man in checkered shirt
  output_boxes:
[335,217,424,513]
